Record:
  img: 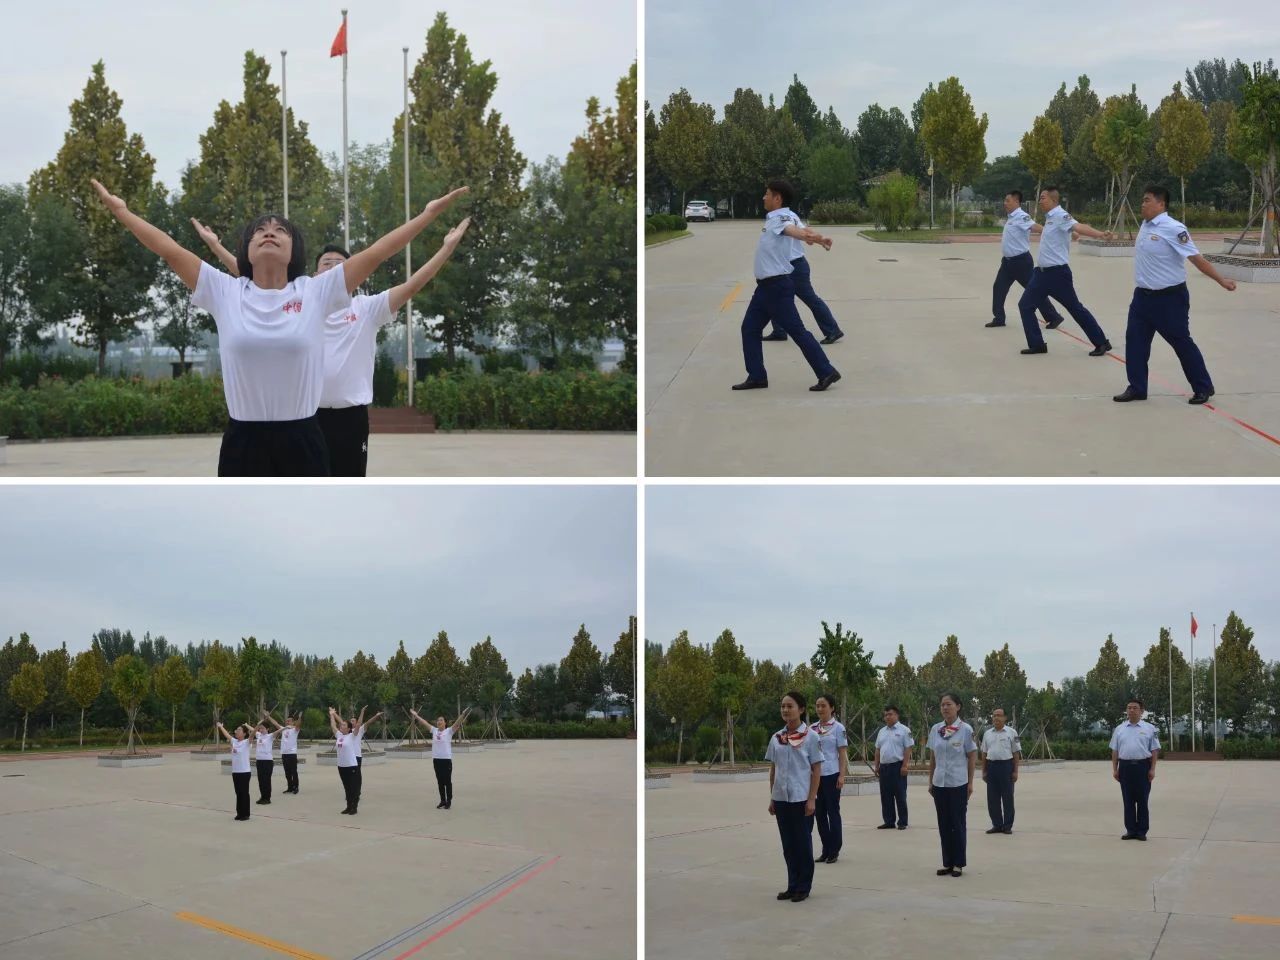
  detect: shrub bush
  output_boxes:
[372,350,399,406]
[0,375,228,440]
[1222,738,1280,759]
[645,214,687,232]
[480,351,528,375]
[867,174,920,231]
[808,202,872,224]
[415,369,635,431]
[0,353,99,388]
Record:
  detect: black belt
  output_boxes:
[1002,252,1031,260]
[1135,283,1187,297]
[1118,757,1152,763]
[756,274,789,286]
[1037,264,1068,272]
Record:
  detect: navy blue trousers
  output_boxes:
[741,275,834,382]
[767,256,842,339]
[879,760,908,826]
[993,252,1062,324]
[1124,284,1212,395]
[774,800,815,894]
[933,784,969,868]
[815,772,842,857]
[1018,265,1108,349]
[1119,758,1152,837]
[985,759,1015,828]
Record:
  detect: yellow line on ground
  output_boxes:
[1233,915,1280,926]
[175,911,332,959]
[719,281,743,312]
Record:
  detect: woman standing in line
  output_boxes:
[927,692,977,878]
[215,721,252,821]
[328,707,359,815]
[253,716,281,804]
[812,694,848,865]
[410,706,471,809]
[763,691,823,902]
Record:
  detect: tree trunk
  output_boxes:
[171,706,177,744]
[950,184,956,229]
[98,340,107,377]
[727,707,735,766]
[1181,177,1187,222]
[79,708,85,748]
[1034,180,1042,223]
[676,721,685,767]
[1265,147,1277,258]
[126,707,136,755]
[178,346,187,367]
[21,712,28,752]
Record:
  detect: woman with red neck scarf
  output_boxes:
[927,692,977,878]
[812,694,848,865]
[764,691,824,902]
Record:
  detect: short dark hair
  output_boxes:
[1042,185,1060,195]
[883,704,900,716]
[940,692,961,708]
[1127,697,1144,709]
[992,707,1005,715]
[783,690,808,712]
[1006,190,1023,204]
[815,693,837,714]
[315,243,351,268]
[766,178,797,209]
[237,213,307,282]
[1143,185,1171,208]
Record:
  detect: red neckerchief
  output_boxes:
[939,722,960,740]
[815,719,839,736]
[776,722,809,747]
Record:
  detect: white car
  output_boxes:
[684,200,715,222]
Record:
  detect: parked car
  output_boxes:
[684,200,715,222]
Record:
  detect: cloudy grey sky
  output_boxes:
[2,0,636,187]
[1,485,636,674]
[646,0,1280,160]
[647,485,1280,686]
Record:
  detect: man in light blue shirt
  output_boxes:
[927,693,976,877]
[762,203,845,344]
[873,704,913,829]
[1016,186,1114,357]
[1109,696,1161,840]
[733,179,841,393]
[986,189,1063,329]
[1113,184,1237,405]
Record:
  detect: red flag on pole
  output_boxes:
[330,21,348,58]
[1191,614,1198,637]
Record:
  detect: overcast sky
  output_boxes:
[1,0,636,187]
[646,0,1280,159]
[647,486,1280,686]
[1,485,636,675]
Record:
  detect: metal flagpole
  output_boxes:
[1190,612,1196,752]
[1167,628,1174,752]
[1212,623,1218,752]
[342,8,350,250]
[403,46,414,408]
[281,51,289,218]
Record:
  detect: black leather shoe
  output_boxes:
[256,799,268,805]
[341,808,352,815]
[1188,390,1214,405]
[1045,318,1064,329]
[437,801,446,809]
[986,827,1002,834]
[824,854,838,864]
[1020,345,1048,354]
[761,332,787,342]
[1136,835,1147,841]
[790,892,809,902]
[777,890,794,900]
[820,332,844,344]
[1002,827,1013,834]
[877,824,895,830]
[1121,833,1134,839]
[897,824,908,830]
[814,853,828,863]
[810,370,841,391]
[1088,341,1112,356]
[985,320,1006,327]
[1113,388,1147,402]
[937,867,952,876]
[731,378,768,390]
[951,868,963,877]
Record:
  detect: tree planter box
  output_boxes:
[385,745,433,759]
[1078,238,1136,257]
[98,754,164,768]
[1220,237,1261,254]
[692,766,769,784]
[1204,253,1280,283]
[1161,751,1224,761]
[480,740,517,748]
[190,750,223,761]
[315,750,387,766]
[450,742,484,753]
[220,758,307,774]
[646,773,672,790]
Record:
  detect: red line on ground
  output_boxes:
[390,856,561,960]
[1049,326,1280,448]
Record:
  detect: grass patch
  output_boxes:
[646,230,692,246]
[859,226,1004,243]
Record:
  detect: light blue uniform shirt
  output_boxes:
[928,720,977,788]
[813,719,848,776]
[1135,212,1199,290]
[785,210,809,261]
[764,721,823,802]
[1038,205,1077,267]
[875,722,914,763]
[754,208,800,280]
[1109,720,1161,759]
[1001,208,1034,258]
[980,725,1021,760]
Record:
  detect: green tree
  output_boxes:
[1084,635,1133,729]
[463,637,513,710]
[919,78,989,227]
[339,651,384,718]
[109,654,151,755]
[67,649,103,747]
[855,104,912,178]
[414,631,466,718]
[1214,612,1267,735]
[710,629,752,764]
[37,644,70,732]
[782,74,821,143]
[154,655,193,744]
[867,173,919,231]
[1022,682,1062,742]
[1092,86,1152,235]
[1064,109,1110,203]
[881,644,926,733]
[809,622,880,723]
[0,633,39,731]
[1156,83,1213,218]
[654,89,716,211]
[761,103,806,191]
[655,631,713,765]
[515,663,562,722]
[918,635,978,722]
[8,663,46,751]
[150,190,209,368]
[603,624,636,724]
[972,155,1035,204]
[559,625,604,715]
[976,644,1029,724]
[237,636,282,717]
[805,144,859,202]
[196,640,238,745]
[1134,628,1191,748]
[1184,58,1257,106]
[1045,76,1102,154]
[384,640,415,715]
[1229,64,1280,255]
[0,185,37,371]
[1019,116,1066,219]
[27,61,159,373]
[712,88,769,217]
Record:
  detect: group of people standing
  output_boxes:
[215,707,469,820]
[765,690,1159,901]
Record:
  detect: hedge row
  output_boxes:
[807,202,873,225]
[415,369,636,431]
[0,375,227,440]
[646,214,688,233]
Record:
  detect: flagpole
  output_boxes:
[281,51,289,219]
[1212,623,1218,752]
[342,8,350,250]
[403,46,414,409]
[1167,629,1174,752]
[1190,612,1196,753]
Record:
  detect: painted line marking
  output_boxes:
[175,911,331,960]
[719,281,743,312]
[1233,915,1280,926]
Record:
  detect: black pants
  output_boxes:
[232,771,252,818]
[879,760,908,826]
[767,256,842,339]
[773,800,815,894]
[1119,758,1152,837]
[354,758,362,804]
[985,759,1015,828]
[433,758,453,804]
[741,275,835,381]
[218,416,331,477]
[282,753,298,791]
[317,405,370,477]
[992,252,1062,324]
[338,764,358,811]
[1124,284,1211,395]
[814,772,842,857]
[933,784,969,868]
[255,758,273,801]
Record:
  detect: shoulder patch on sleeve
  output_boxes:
[1177,231,1190,244]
